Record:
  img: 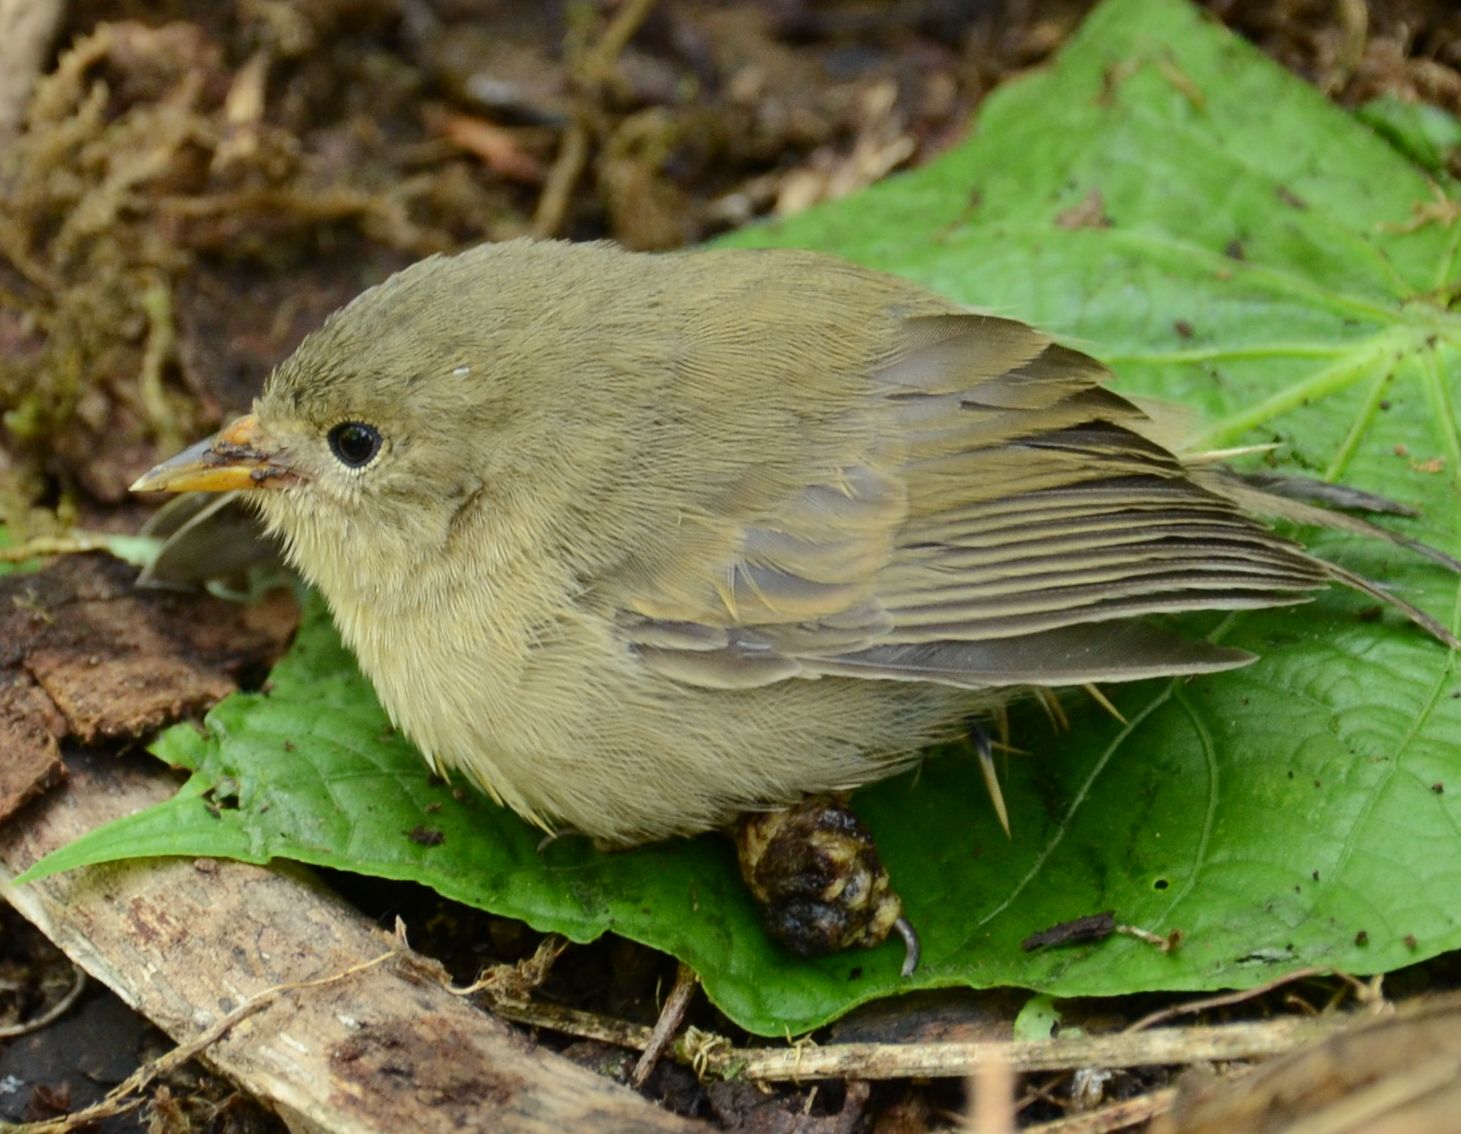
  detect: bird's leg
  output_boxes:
[732,795,920,976]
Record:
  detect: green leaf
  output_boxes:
[1355,95,1461,176]
[1013,994,1063,1042]
[26,0,1461,1035]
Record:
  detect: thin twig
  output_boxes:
[632,962,699,1087]
[493,998,655,1050]
[532,0,657,238]
[687,1016,1332,1083]
[1024,1086,1180,1134]
[581,0,659,82]
[530,118,590,238]
[485,993,1339,1084]
[0,964,84,1039]
[1126,966,1345,1033]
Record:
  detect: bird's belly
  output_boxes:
[333,590,690,837]
[335,590,965,844]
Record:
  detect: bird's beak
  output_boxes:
[130,414,300,494]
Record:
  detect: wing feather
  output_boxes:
[610,310,1447,690]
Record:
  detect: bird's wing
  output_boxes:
[617,313,1333,691]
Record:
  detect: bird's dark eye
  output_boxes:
[327,421,382,468]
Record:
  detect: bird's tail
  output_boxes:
[1197,468,1461,649]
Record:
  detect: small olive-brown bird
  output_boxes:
[134,240,1458,857]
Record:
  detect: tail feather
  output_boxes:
[1205,471,1461,574]
[1315,558,1461,650]
[1197,469,1461,648]
[1233,471,1420,517]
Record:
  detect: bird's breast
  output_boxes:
[322,552,613,817]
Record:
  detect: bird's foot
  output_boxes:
[733,795,919,976]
